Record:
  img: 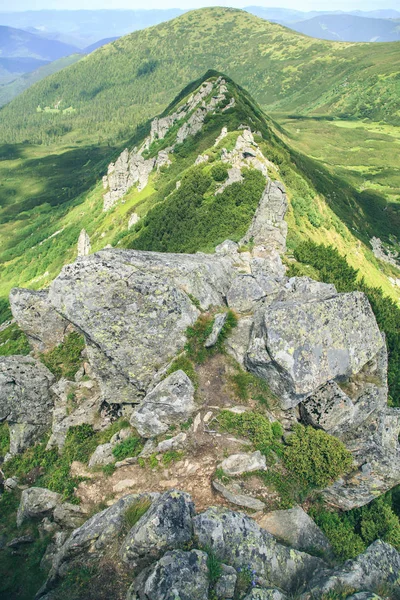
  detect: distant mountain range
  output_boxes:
[290,14,400,43]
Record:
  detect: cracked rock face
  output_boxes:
[10,288,69,352]
[130,370,196,437]
[247,291,384,408]
[120,490,195,568]
[0,356,55,455]
[193,507,324,594]
[45,248,233,404]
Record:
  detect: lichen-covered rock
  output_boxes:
[9,288,69,352]
[225,316,252,367]
[220,451,266,476]
[215,564,237,598]
[193,507,324,593]
[128,549,209,600]
[120,490,195,568]
[38,493,158,597]
[0,356,55,455]
[304,540,400,598]
[240,180,288,254]
[244,590,287,600]
[53,503,86,529]
[204,312,227,348]
[300,381,355,434]
[258,506,332,556]
[131,371,195,437]
[247,291,384,409]
[77,229,90,257]
[45,248,234,403]
[227,275,267,313]
[17,488,62,527]
[212,480,265,511]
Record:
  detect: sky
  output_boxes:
[0,0,397,12]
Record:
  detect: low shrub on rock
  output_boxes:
[283,424,353,488]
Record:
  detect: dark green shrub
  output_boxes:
[284,425,353,488]
[210,162,228,182]
[310,507,365,560]
[40,331,85,379]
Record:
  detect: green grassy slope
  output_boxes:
[0,7,399,146]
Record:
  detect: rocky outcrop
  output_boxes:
[45,248,234,404]
[370,237,399,267]
[130,370,196,437]
[240,180,288,254]
[247,291,384,409]
[120,490,195,567]
[220,450,266,476]
[103,77,230,211]
[304,540,400,598]
[17,488,62,527]
[128,549,210,600]
[258,506,332,556]
[9,288,68,352]
[77,229,90,257]
[193,507,324,593]
[0,356,55,456]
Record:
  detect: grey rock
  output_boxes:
[39,493,157,596]
[300,381,355,434]
[193,507,324,593]
[131,371,196,437]
[215,240,239,255]
[7,534,35,548]
[220,450,266,476]
[225,316,252,368]
[120,490,194,568]
[247,291,384,409]
[205,313,227,348]
[128,213,140,230]
[53,503,86,529]
[370,237,399,268]
[17,487,61,527]
[4,477,19,491]
[227,275,266,313]
[88,442,114,467]
[244,590,287,600]
[212,480,265,511]
[215,564,237,598]
[0,356,55,455]
[346,594,383,600]
[128,549,209,600]
[45,248,234,403]
[77,229,90,257]
[103,149,155,210]
[155,432,187,453]
[305,540,400,598]
[241,180,288,253]
[9,288,68,352]
[258,506,332,556]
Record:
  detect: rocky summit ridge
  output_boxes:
[1,73,400,600]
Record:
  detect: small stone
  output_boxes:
[212,480,265,511]
[17,487,62,527]
[204,313,227,348]
[113,479,137,493]
[220,451,266,476]
[7,535,34,548]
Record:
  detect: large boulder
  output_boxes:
[127,549,210,600]
[130,371,196,437]
[9,288,68,352]
[120,490,195,568]
[192,507,324,594]
[246,291,384,409]
[258,506,332,556]
[45,248,234,403]
[17,488,62,527]
[304,540,400,598]
[38,493,158,597]
[0,356,55,455]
